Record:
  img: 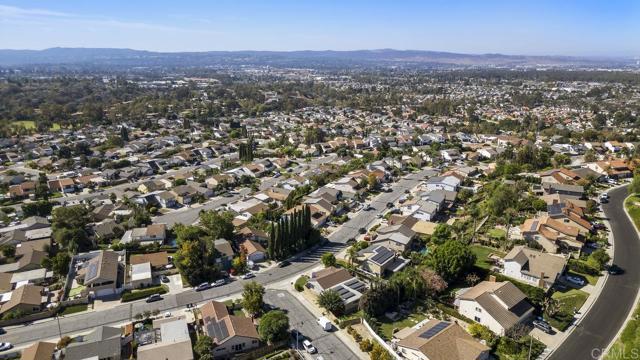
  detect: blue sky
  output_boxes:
[0,0,638,56]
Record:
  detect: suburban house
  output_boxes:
[153,191,178,208]
[371,224,416,253]
[129,262,153,288]
[547,202,593,235]
[502,246,567,290]
[199,300,261,358]
[129,251,170,270]
[62,326,122,360]
[19,341,57,360]
[456,280,534,335]
[0,248,47,274]
[214,239,234,270]
[542,182,584,199]
[356,244,409,277]
[120,224,167,245]
[170,185,197,205]
[395,319,490,360]
[239,239,267,263]
[441,148,461,162]
[521,216,584,253]
[77,250,123,297]
[48,178,76,193]
[137,317,194,360]
[424,175,461,192]
[0,284,46,317]
[8,181,36,199]
[307,266,367,313]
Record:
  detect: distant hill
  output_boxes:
[0,47,632,68]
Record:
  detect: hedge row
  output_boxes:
[568,259,600,276]
[121,285,168,302]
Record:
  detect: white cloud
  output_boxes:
[0,4,73,19]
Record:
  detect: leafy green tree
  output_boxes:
[54,228,92,253]
[431,224,451,245]
[321,252,337,268]
[0,245,15,258]
[35,172,50,200]
[131,207,151,227]
[485,184,518,219]
[367,173,378,190]
[52,205,90,231]
[370,342,393,360]
[50,252,71,277]
[174,235,219,286]
[199,210,235,239]
[193,335,214,360]
[120,126,129,142]
[241,281,265,317]
[258,310,290,344]
[428,240,476,282]
[22,200,54,217]
[629,173,640,195]
[317,289,345,316]
[588,249,611,270]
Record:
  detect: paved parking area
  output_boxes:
[165,274,184,293]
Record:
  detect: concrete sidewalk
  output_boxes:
[538,195,617,359]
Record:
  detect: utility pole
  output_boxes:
[56,314,63,340]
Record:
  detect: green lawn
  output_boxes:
[379,312,427,340]
[545,288,588,331]
[11,121,62,131]
[68,285,85,297]
[60,304,88,315]
[487,228,507,239]
[625,195,640,230]
[12,120,36,129]
[470,245,505,270]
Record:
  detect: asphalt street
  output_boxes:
[153,187,251,228]
[264,290,359,360]
[327,169,434,243]
[0,169,433,346]
[549,185,640,360]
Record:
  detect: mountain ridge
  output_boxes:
[0,47,633,68]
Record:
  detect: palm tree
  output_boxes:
[346,246,358,267]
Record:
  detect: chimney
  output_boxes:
[488,275,496,282]
[538,272,545,288]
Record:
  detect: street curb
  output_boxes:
[540,183,625,360]
[602,190,640,358]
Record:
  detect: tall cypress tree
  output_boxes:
[274,221,282,259]
[267,223,275,260]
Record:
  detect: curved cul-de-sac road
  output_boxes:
[550,186,640,360]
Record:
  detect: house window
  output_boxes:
[474,316,481,322]
[475,307,482,313]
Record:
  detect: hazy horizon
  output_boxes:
[0,0,639,57]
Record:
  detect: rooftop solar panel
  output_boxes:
[340,292,355,300]
[347,281,366,292]
[86,262,98,281]
[530,220,539,232]
[344,279,359,287]
[419,321,449,339]
[208,319,229,341]
[371,248,394,264]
